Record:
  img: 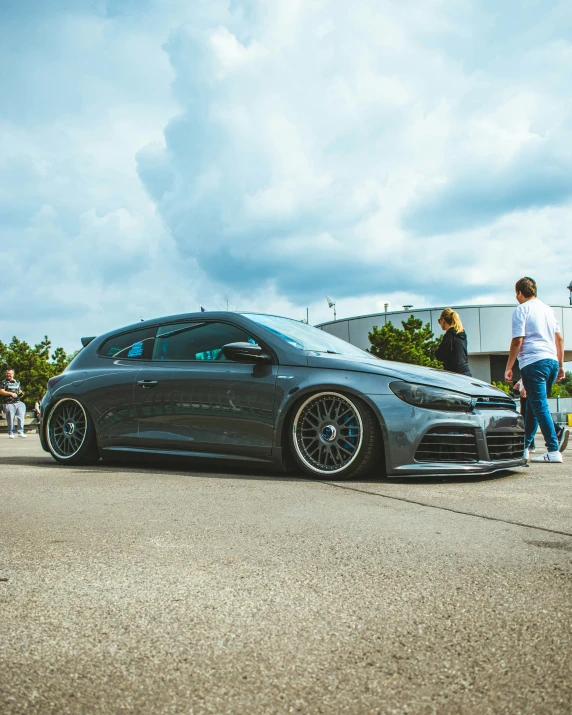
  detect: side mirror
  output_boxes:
[222,342,272,364]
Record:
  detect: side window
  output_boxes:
[99,327,156,360]
[152,322,257,361]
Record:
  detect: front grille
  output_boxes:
[475,396,517,411]
[486,431,525,461]
[415,427,478,463]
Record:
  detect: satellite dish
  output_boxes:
[325,295,337,320]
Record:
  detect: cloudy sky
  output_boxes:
[1,0,572,352]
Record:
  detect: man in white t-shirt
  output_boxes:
[505,277,566,463]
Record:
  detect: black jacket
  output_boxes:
[435,329,470,375]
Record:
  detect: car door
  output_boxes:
[134,320,278,457]
[87,325,157,448]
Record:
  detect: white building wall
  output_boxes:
[467,354,491,383]
[349,316,385,350]
[479,307,515,353]
[318,304,572,377]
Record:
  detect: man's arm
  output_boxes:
[505,337,524,382]
[556,332,565,381]
[0,388,17,397]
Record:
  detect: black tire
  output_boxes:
[290,391,381,479]
[45,398,100,465]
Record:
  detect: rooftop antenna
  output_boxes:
[326,295,336,321]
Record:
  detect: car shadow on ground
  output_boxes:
[1,451,527,486]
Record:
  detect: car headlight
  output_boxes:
[389,381,473,412]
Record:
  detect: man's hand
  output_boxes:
[557,365,565,381]
[505,368,513,382]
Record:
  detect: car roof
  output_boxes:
[116,311,299,331]
[92,312,308,345]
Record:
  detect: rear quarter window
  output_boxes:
[98,327,156,360]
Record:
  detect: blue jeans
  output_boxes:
[520,358,558,453]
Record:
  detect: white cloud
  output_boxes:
[1,0,572,352]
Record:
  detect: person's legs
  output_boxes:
[4,404,15,436]
[521,359,559,454]
[522,397,538,450]
[14,402,26,435]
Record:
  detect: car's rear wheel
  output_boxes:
[46,398,100,465]
[290,391,381,479]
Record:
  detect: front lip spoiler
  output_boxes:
[389,458,527,478]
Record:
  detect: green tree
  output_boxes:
[368,315,443,368]
[492,381,514,395]
[550,372,572,398]
[493,373,572,398]
[0,336,74,406]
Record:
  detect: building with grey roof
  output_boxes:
[317,304,572,384]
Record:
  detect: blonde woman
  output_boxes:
[435,309,472,376]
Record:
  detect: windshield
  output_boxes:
[243,314,371,357]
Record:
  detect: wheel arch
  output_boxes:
[275,384,388,475]
[41,394,101,455]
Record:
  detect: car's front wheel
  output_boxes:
[46,398,100,465]
[290,391,381,479]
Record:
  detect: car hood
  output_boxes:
[305,352,507,397]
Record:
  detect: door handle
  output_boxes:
[137,380,159,388]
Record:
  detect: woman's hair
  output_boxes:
[440,308,464,332]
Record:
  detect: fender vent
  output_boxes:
[415,427,478,463]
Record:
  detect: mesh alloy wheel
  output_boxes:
[292,392,364,475]
[47,398,89,459]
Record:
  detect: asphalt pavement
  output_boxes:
[1,437,571,714]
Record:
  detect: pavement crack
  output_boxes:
[314,481,572,538]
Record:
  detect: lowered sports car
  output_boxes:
[40,312,526,478]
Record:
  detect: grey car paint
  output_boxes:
[40,311,526,477]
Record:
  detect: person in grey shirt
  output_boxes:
[0,368,27,438]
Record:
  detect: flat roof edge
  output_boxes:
[316,304,572,328]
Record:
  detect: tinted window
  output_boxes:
[99,327,156,360]
[152,322,256,361]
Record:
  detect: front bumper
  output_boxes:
[368,394,527,477]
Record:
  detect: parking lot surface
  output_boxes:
[1,437,571,714]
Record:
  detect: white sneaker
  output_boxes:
[524,448,529,460]
[530,451,563,463]
[8,434,15,439]
[18,433,27,438]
